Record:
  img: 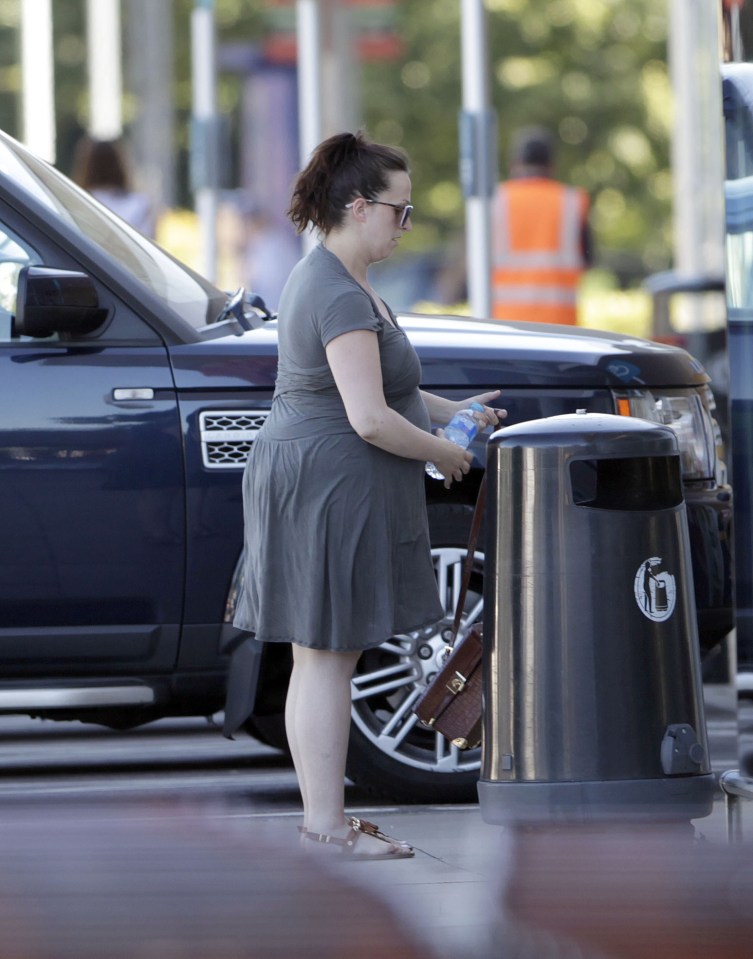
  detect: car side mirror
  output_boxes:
[14,266,109,338]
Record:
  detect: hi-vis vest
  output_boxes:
[492,178,589,325]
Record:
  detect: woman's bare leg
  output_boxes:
[284,659,307,817]
[286,644,360,835]
[286,644,411,856]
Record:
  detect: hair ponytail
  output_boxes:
[288,130,409,235]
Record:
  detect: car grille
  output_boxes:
[199,409,269,468]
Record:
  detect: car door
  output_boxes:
[0,218,185,677]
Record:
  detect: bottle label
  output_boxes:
[446,419,476,444]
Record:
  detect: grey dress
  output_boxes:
[233,243,443,651]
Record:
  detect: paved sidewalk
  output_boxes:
[232,803,511,958]
[280,791,753,959]
[0,788,750,958]
[0,676,748,958]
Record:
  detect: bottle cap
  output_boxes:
[470,402,485,412]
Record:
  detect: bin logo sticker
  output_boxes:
[634,557,676,622]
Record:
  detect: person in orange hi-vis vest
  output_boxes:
[492,127,592,324]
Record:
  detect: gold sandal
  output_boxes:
[299,817,414,860]
[347,817,413,852]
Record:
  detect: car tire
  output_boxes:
[243,713,290,754]
[345,503,483,804]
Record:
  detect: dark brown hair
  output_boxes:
[287,130,409,235]
[72,137,131,192]
[510,126,553,169]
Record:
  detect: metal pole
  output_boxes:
[460,0,495,318]
[296,0,323,253]
[668,0,725,286]
[21,0,55,162]
[87,0,122,139]
[126,0,175,211]
[321,0,357,135]
[191,0,218,280]
[297,0,322,167]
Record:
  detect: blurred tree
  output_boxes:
[362,0,672,285]
[0,0,87,172]
[0,2,20,145]
[0,0,671,285]
[170,0,266,204]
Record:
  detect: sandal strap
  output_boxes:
[348,817,412,850]
[348,817,379,836]
[300,826,359,851]
[299,820,414,860]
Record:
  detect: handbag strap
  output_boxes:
[449,472,487,647]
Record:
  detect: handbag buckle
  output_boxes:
[440,644,453,665]
[447,671,467,694]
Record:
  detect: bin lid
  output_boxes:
[488,411,678,458]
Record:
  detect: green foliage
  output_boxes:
[362,0,672,283]
[0,1,19,142]
[0,0,672,284]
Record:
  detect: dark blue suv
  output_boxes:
[0,131,732,802]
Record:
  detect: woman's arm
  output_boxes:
[325,329,472,487]
[420,389,505,429]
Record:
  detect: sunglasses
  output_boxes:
[346,198,414,229]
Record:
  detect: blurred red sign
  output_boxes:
[262,0,403,64]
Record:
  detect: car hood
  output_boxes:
[169,312,709,392]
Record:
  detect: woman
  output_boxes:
[229,131,502,859]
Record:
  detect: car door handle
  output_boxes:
[113,388,155,401]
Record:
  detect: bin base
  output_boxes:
[477,774,716,825]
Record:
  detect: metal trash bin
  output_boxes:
[478,411,715,824]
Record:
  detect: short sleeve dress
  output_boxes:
[232,243,443,651]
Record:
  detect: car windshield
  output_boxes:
[0,132,225,330]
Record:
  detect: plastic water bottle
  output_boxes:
[426,402,485,480]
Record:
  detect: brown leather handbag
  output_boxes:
[413,476,485,750]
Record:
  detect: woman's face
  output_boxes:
[365,170,413,263]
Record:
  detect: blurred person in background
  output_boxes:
[241,201,301,312]
[492,126,592,324]
[72,136,156,238]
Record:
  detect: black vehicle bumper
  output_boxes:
[685,483,735,653]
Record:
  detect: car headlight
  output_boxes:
[615,387,718,481]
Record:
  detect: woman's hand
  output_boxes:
[432,439,474,490]
[463,390,507,431]
[420,389,508,432]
